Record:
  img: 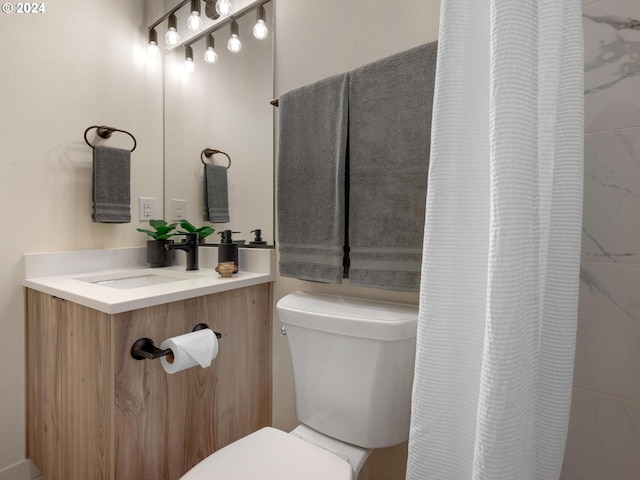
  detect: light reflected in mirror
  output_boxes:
[163,2,274,246]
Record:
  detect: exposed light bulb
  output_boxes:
[204,1,220,21]
[148,41,160,58]
[228,33,241,53]
[253,6,268,40]
[188,0,202,32]
[187,11,202,32]
[184,45,196,72]
[253,19,268,40]
[165,27,180,45]
[165,14,180,46]
[204,34,218,64]
[215,0,232,16]
[204,47,218,64]
[228,20,241,53]
[184,45,195,72]
[148,28,160,58]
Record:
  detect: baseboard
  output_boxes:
[0,459,41,480]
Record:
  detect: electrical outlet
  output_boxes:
[171,199,186,221]
[138,197,155,221]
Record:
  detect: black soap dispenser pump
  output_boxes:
[218,230,239,272]
[249,229,267,247]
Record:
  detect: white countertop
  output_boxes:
[23,246,274,314]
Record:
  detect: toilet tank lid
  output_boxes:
[276,291,418,341]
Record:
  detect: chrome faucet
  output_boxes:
[166,232,199,270]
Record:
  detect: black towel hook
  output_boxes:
[201,148,231,169]
[84,125,137,152]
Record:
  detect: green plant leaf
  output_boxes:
[196,226,215,239]
[149,219,167,229]
[155,226,174,235]
[138,220,177,240]
[136,228,158,239]
[179,220,196,233]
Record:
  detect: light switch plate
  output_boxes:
[138,197,155,221]
[171,199,186,221]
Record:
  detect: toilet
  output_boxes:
[180,291,419,479]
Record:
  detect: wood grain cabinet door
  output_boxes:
[26,283,272,480]
[26,291,113,480]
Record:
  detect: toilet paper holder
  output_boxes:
[130,323,222,361]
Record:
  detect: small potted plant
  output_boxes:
[179,220,215,244]
[137,219,178,267]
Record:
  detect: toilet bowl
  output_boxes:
[180,426,364,480]
[180,291,418,479]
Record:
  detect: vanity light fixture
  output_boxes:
[185,44,195,72]
[165,13,180,46]
[216,0,232,16]
[227,20,242,53]
[148,0,271,69]
[204,0,221,20]
[252,4,268,40]
[147,28,160,57]
[187,0,203,32]
[204,34,218,63]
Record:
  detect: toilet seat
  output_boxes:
[180,427,355,480]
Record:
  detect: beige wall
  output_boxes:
[272,1,440,478]
[0,0,163,474]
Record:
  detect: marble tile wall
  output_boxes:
[562,1,640,478]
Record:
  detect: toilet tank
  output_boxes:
[276,291,418,449]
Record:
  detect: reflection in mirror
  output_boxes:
[163,2,274,246]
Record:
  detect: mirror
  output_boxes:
[163,2,274,246]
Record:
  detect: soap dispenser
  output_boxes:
[218,230,239,272]
[249,229,267,247]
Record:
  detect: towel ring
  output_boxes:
[201,148,231,169]
[84,125,137,152]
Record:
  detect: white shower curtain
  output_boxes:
[407,0,583,479]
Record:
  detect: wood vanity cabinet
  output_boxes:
[26,283,272,480]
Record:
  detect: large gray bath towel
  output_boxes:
[277,73,349,283]
[348,42,438,291]
[92,145,131,223]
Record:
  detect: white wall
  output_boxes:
[0,0,163,473]
[273,1,440,478]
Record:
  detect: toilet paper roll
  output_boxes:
[160,328,219,374]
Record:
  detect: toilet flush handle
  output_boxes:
[280,325,287,336]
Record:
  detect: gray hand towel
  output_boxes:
[277,73,349,284]
[348,42,438,291]
[203,163,230,223]
[92,145,131,223]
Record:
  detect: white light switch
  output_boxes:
[171,199,186,221]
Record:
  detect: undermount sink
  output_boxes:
[76,270,202,290]
[90,274,182,289]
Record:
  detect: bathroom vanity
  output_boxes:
[23,247,274,480]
